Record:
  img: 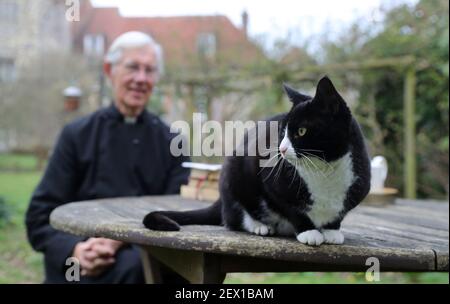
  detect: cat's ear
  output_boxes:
[283,83,311,105]
[313,76,342,115]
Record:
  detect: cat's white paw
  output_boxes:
[252,223,275,236]
[296,229,324,246]
[322,230,344,244]
[242,211,275,236]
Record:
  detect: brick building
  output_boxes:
[72,0,265,72]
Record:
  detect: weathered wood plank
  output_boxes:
[343,214,449,244]
[217,253,429,273]
[50,195,448,272]
[348,217,448,242]
[361,205,449,223]
[435,250,449,271]
[396,199,449,211]
[51,218,436,271]
[341,224,447,252]
[351,207,449,231]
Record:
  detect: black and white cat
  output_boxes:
[143,76,371,246]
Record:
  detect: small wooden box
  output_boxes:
[181,162,221,202]
[362,188,399,206]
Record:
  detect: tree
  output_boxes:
[323,0,449,198]
[0,52,98,151]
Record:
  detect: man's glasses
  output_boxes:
[121,62,158,80]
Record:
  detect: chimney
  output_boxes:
[241,10,248,37]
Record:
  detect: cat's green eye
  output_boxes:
[298,128,307,137]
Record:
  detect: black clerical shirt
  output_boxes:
[25,104,190,282]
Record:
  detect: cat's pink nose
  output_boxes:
[279,146,288,155]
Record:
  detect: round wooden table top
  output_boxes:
[50,195,449,271]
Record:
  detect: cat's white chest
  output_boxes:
[295,152,355,227]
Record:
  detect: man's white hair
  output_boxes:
[105,31,164,76]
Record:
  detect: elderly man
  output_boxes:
[25,32,190,284]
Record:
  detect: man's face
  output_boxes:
[106,45,158,115]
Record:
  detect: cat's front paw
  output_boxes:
[322,230,344,244]
[242,212,275,236]
[296,229,324,246]
[251,222,275,236]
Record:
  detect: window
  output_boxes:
[197,33,217,60]
[83,34,106,57]
[0,58,17,83]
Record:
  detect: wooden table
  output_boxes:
[50,196,449,283]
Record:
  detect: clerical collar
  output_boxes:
[105,103,146,124]
[124,116,137,124]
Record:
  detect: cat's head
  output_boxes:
[279,76,352,164]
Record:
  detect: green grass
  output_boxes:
[0,171,44,283]
[0,165,448,284]
[224,272,449,284]
[0,153,38,171]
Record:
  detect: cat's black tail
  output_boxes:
[142,199,222,231]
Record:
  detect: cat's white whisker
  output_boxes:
[274,158,286,183]
[264,157,282,179]
[296,159,306,197]
[262,155,283,182]
[301,153,327,179]
[301,152,334,176]
[258,152,282,176]
[288,160,298,188]
[300,151,326,162]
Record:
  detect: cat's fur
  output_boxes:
[143,76,371,246]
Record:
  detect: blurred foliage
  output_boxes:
[321,0,449,198]
[0,52,98,151]
[163,0,448,198]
